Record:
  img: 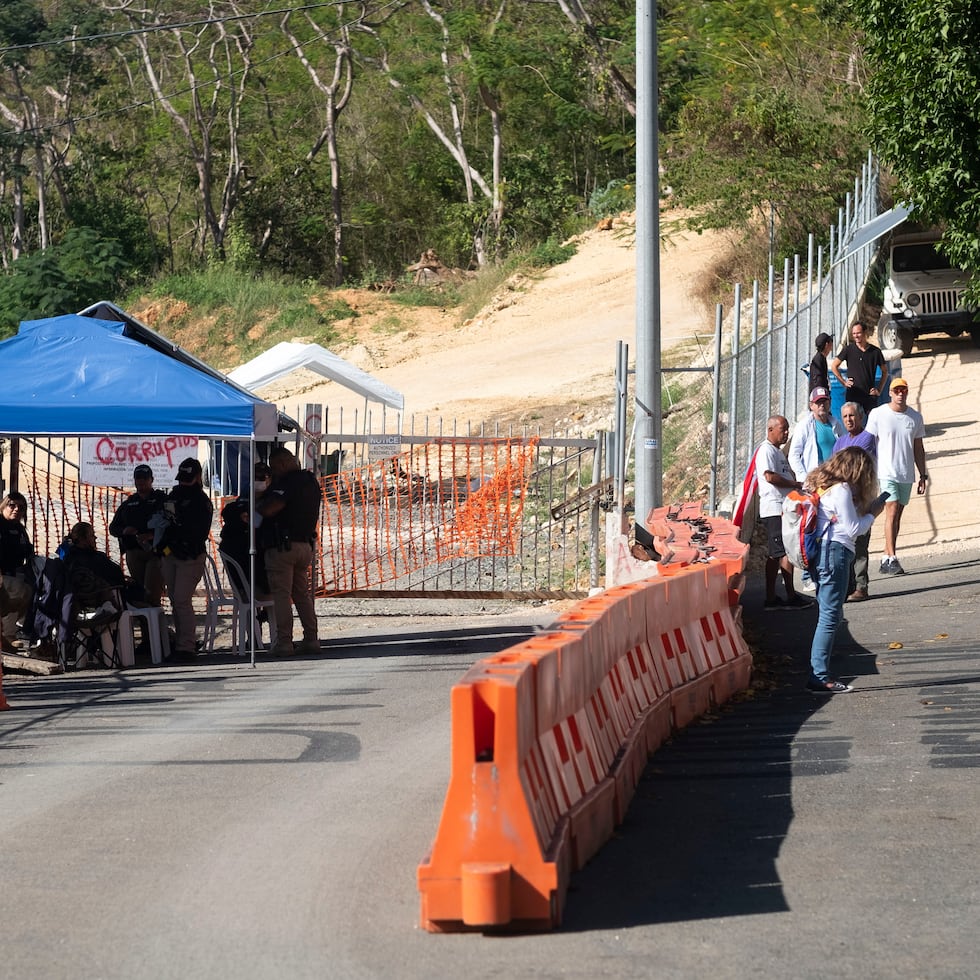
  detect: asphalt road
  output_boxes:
[3,560,980,979]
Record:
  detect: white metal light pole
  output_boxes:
[633,0,662,525]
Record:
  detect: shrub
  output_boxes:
[0,228,132,338]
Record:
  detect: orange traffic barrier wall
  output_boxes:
[417,512,751,932]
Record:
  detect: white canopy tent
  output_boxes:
[228,341,405,412]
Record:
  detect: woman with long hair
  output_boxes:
[0,492,34,652]
[805,447,885,694]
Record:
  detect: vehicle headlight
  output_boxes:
[906,292,920,307]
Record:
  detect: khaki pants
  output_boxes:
[161,554,205,653]
[264,542,317,648]
[1,573,32,640]
[124,548,164,607]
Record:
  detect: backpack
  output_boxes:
[781,487,834,571]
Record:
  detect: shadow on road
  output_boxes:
[561,594,874,930]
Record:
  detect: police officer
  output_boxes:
[219,461,272,598]
[159,457,213,661]
[257,447,321,657]
[109,464,166,606]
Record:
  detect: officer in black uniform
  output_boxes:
[158,457,213,661]
[109,464,167,606]
[257,447,321,657]
[219,460,272,598]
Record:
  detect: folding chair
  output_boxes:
[201,551,238,654]
[219,551,277,656]
[59,586,124,670]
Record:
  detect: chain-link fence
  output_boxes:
[713,154,885,509]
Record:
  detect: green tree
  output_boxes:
[661,0,866,270]
[0,227,131,336]
[0,0,109,262]
[854,0,980,276]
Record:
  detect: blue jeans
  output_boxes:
[808,539,853,683]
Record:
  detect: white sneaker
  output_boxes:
[801,578,817,592]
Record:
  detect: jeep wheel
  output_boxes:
[879,319,914,358]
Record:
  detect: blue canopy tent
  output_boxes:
[78,301,308,494]
[0,313,278,438]
[0,312,280,664]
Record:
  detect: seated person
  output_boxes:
[56,523,132,667]
[62,522,130,602]
[0,492,36,653]
[219,461,272,599]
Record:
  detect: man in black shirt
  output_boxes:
[257,447,321,657]
[219,461,272,597]
[109,464,166,606]
[830,321,889,417]
[158,457,213,660]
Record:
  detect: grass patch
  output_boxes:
[132,265,354,364]
[456,263,518,323]
[388,283,461,307]
[372,312,405,335]
[127,235,582,364]
[452,238,580,324]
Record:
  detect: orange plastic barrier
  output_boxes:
[417,514,751,932]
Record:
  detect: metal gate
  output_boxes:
[5,428,607,602]
[311,431,606,599]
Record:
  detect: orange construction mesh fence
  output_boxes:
[20,465,127,556]
[315,437,538,594]
[16,435,540,596]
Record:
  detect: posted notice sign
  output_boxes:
[80,435,199,487]
[368,434,402,463]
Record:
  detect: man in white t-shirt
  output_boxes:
[865,378,928,575]
[754,415,812,610]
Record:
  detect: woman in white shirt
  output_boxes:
[804,447,885,694]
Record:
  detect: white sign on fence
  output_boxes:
[368,434,402,463]
[80,435,199,487]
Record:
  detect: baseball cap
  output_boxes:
[890,377,909,391]
[814,332,833,350]
[133,464,153,480]
[810,386,830,403]
[176,457,203,481]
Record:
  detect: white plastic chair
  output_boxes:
[117,606,168,666]
[218,551,277,656]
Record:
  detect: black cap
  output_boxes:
[815,332,833,350]
[177,457,203,481]
[134,464,153,480]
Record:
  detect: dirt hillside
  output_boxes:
[255,214,727,431]
[248,214,978,564]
